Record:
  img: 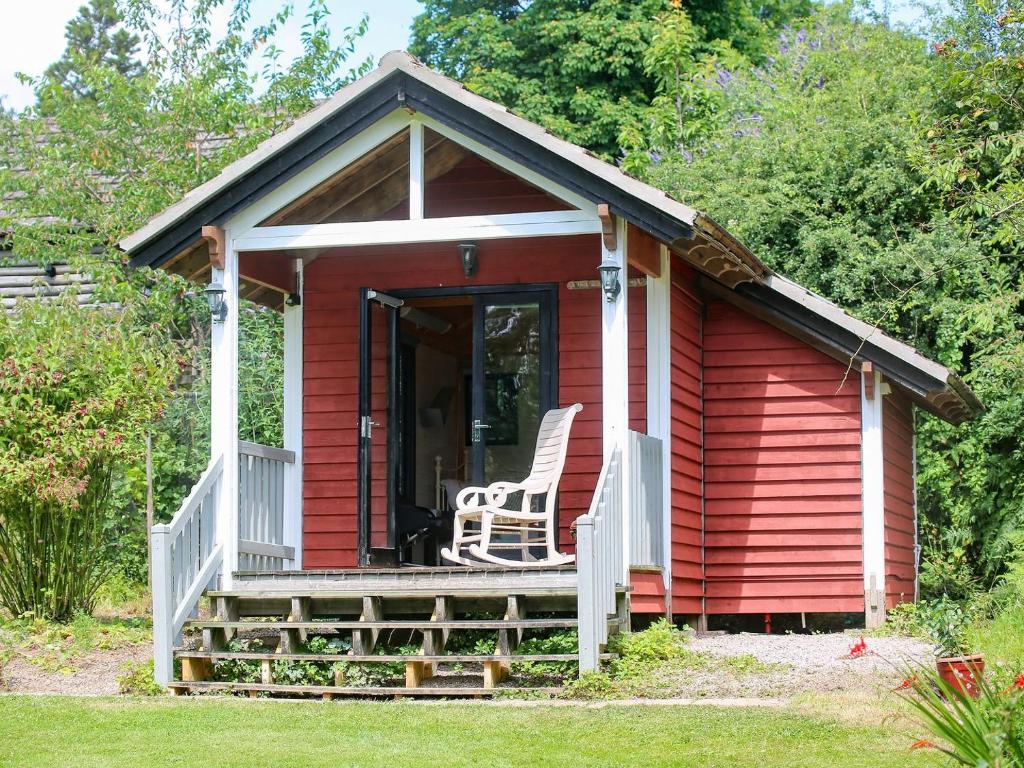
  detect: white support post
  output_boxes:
[575,515,599,673]
[150,526,173,685]
[211,234,240,589]
[601,216,629,585]
[646,245,672,609]
[282,259,304,570]
[860,365,886,628]
[409,119,425,220]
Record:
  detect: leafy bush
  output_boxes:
[511,630,578,682]
[117,660,164,696]
[562,670,615,699]
[608,618,688,677]
[0,296,178,621]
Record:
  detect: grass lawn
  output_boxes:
[0,695,942,768]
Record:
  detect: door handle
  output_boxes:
[361,416,382,438]
[472,420,491,443]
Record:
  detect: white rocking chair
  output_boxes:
[441,403,583,567]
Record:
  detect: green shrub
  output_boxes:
[117,660,164,696]
[511,630,578,682]
[0,297,178,622]
[562,671,615,700]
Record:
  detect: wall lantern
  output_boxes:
[597,259,622,303]
[459,242,478,278]
[204,280,228,322]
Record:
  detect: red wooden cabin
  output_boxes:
[124,53,981,687]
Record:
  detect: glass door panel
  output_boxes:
[472,295,552,490]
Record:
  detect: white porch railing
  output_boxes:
[238,441,296,571]
[151,453,224,685]
[576,443,623,673]
[628,431,665,569]
[576,430,664,673]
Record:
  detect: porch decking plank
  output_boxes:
[175,651,605,663]
[185,618,578,631]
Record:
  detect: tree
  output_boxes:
[0,0,370,590]
[37,0,144,107]
[642,5,1024,592]
[409,0,813,158]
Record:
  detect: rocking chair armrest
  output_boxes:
[455,481,530,510]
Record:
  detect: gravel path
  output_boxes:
[2,644,150,696]
[678,632,933,698]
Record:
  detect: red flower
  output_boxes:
[910,740,936,751]
[848,637,869,658]
[894,675,917,691]
[1014,674,1024,690]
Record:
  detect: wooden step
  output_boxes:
[169,680,560,698]
[174,650,606,664]
[185,618,578,631]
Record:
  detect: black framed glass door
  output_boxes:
[358,284,557,566]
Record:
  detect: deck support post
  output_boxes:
[860,364,887,628]
[211,228,240,590]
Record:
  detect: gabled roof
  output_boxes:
[119,51,981,425]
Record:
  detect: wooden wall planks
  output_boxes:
[702,300,865,615]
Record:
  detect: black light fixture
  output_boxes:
[285,292,301,307]
[459,242,478,277]
[204,280,228,322]
[597,258,622,303]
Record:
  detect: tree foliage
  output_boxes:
[410,0,812,158]
[37,0,144,109]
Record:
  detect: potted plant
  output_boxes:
[927,599,985,698]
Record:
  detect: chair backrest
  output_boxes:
[522,403,583,493]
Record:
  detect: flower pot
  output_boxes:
[936,654,985,698]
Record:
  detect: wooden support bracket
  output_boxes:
[201,225,226,271]
[862,361,875,401]
[597,203,617,251]
[181,656,214,682]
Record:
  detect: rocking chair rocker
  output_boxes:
[441,403,583,567]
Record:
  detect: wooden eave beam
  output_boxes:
[597,204,616,251]
[626,222,661,278]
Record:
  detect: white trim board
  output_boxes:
[646,246,672,606]
[860,367,886,627]
[234,210,601,252]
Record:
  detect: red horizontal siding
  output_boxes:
[669,263,703,614]
[702,300,863,615]
[301,234,639,566]
[629,569,667,614]
[883,389,916,607]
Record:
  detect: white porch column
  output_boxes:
[860,363,886,628]
[601,216,629,584]
[211,232,240,589]
[282,260,304,570]
[646,245,672,611]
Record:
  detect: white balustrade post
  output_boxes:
[575,516,598,673]
[150,525,174,686]
[211,231,240,589]
[282,259,304,569]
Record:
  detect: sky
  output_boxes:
[0,0,423,110]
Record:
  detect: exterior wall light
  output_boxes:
[598,259,621,302]
[204,280,228,322]
[459,242,478,277]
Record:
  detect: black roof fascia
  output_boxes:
[400,75,695,246]
[736,281,949,400]
[128,71,406,269]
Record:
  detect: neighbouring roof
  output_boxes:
[0,259,97,310]
[119,51,982,425]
